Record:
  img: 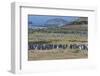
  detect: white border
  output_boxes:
[11,2,97,74]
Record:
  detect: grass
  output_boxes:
[28,49,88,60]
[28,27,88,60]
[28,33,87,44]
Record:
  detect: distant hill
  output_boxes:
[44,18,70,28]
[28,17,88,29]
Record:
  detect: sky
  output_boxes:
[28,15,79,26]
